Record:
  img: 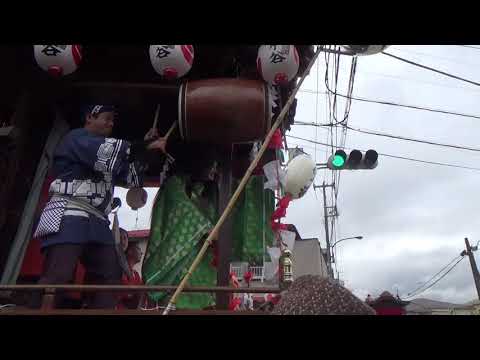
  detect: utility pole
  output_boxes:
[314,182,335,278]
[462,238,480,301]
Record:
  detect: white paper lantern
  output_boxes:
[34,45,82,76]
[126,187,148,210]
[342,45,389,56]
[257,45,299,86]
[149,45,194,79]
[284,154,317,199]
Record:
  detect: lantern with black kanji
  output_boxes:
[257,45,299,86]
[33,45,82,77]
[149,45,194,79]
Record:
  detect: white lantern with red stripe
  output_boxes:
[34,45,82,77]
[284,153,317,199]
[257,45,299,86]
[149,45,194,79]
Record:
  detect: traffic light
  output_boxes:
[327,149,378,170]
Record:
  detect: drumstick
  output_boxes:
[163,122,177,163]
[164,122,177,141]
[151,106,176,162]
[152,104,161,130]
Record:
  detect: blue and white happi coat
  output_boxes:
[34,128,144,248]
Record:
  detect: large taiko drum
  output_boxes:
[178,78,274,145]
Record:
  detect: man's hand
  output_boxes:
[144,128,159,141]
[147,137,167,153]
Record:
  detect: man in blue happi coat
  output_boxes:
[32,105,166,309]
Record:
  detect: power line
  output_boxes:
[294,121,480,154]
[357,69,480,94]
[302,57,480,93]
[403,256,466,300]
[286,134,480,171]
[389,46,480,68]
[288,142,330,154]
[458,45,480,50]
[344,125,480,153]
[382,51,480,87]
[402,255,463,298]
[299,89,480,121]
[404,257,465,300]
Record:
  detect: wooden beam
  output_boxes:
[216,148,234,309]
[0,284,281,293]
[70,81,179,91]
[0,308,269,316]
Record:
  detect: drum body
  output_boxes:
[178,78,272,144]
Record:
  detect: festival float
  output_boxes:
[0,44,327,314]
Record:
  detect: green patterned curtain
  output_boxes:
[232,175,275,265]
[142,176,218,309]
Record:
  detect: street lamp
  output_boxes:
[331,236,363,248]
[330,236,363,273]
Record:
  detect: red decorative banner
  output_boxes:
[268,129,284,150]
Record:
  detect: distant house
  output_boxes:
[284,225,330,279]
[448,300,480,315]
[230,224,330,284]
[292,238,330,279]
[406,298,480,315]
[406,298,458,315]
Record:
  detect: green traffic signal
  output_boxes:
[330,150,347,169]
[327,149,378,170]
[332,155,345,168]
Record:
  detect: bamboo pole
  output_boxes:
[162,46,324,315]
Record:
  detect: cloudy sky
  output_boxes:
[115,45,480,305]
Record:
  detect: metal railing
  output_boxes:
[250,266,264,281]
[229,265,265,282]
[230,266,243,279]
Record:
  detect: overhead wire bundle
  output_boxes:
[321,45,359,277]
[402,255,466,300]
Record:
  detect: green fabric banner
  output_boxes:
[142,174,275,309]
[232,176,275,265]
[142,176,217,309]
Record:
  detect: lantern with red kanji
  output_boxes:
[33,45,82,77]
[149,45,194,79]
[257,45,299,86]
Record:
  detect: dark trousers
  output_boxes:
[30,243,122,309]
